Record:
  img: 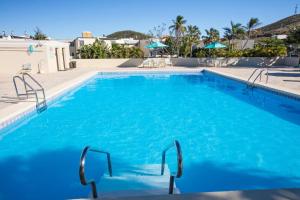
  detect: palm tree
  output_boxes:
[223,21,245,49]
[169,15,187,56]
[245,18,261,39]
[202,28,220,44]
[186,25,201,57]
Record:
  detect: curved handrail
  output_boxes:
[79,146,112,199]
[247,68,269,88]
[161,140,183,194]
[247,68,260,82]
[22,72,44,89]
[252,69,265,84]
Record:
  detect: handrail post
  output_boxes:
[160,140,183,195]
[161,151,166,175]
[22,73,29,97]
[107,153,113,177]
[266,68,269,83]
[259,70,262,82]
[169,175,175,194]
[90,181,98,199]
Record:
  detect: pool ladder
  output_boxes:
[13,72,47,112]
[246,68,269,89]
[79,140,183,199]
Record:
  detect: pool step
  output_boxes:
[98,164,179,198]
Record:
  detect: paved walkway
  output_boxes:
[209,67,300,93]
[75,188,300,200]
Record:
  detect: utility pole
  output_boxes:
[295,4,298,15]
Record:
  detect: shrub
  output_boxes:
[78,41,144,59]
[194,41,287,58]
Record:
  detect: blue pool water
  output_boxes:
[0,71,300,199]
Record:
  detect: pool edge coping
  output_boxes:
[0,71,99,131]
[1,67,300,131]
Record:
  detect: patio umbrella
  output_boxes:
[204,42,227,67]
[204,42,227,49]
[145,41,169,57]
[145,41,168,49]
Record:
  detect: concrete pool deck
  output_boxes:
[93,188,300,200]
[1,65,300,129]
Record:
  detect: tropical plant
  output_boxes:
[33,27,47,40]
[202,28,220,44]
[184,25,201,57]
[245,17,261,38]
[286,27,300,44]
[169,15,187,55]
[164,36,177,55]
[223,21,245,49]
[78,40,144,59]
[110,44,143,58]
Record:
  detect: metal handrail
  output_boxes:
[161,140,183,194]
[247,68,261,82]
[79,146,112,199]
[22,72,44,89]
[13,72,47,112]
[247,68,269,88]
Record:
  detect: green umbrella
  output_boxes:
[145,41,168,49]
[204,42,227,49]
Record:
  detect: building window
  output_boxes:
[80,41,84,46]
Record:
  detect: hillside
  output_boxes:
[257,14,300,36]
[107,30,150,40]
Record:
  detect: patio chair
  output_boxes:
[165,57,173,67]
[140,59,154,68]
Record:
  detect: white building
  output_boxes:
[70,32,141,58]
[272,34,288,40]
[0,37,70,74]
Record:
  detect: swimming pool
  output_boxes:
[0,71,300,199]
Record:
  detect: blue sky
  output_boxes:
[0,0,298,39]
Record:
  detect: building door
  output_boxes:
[55,48,60,71]
[62,48,66,70]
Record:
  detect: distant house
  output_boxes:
[272,34,288,40]
[231,39,255,50]
[70,32,142,58]
[70,32,111,58]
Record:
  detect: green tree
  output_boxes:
[245,18,261,39]
[169,15,187,56]
[202,28,220,44]
[33,27,47,40]
[164,36,177,55]
[186,25,201,57]
[286,27,300,44]
[78,39,109,59]
[223,21,245,49]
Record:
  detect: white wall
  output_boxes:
[74,57,299,68]
[75,59,144,68]
[0,40,71,74]
[170,57,299,67]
